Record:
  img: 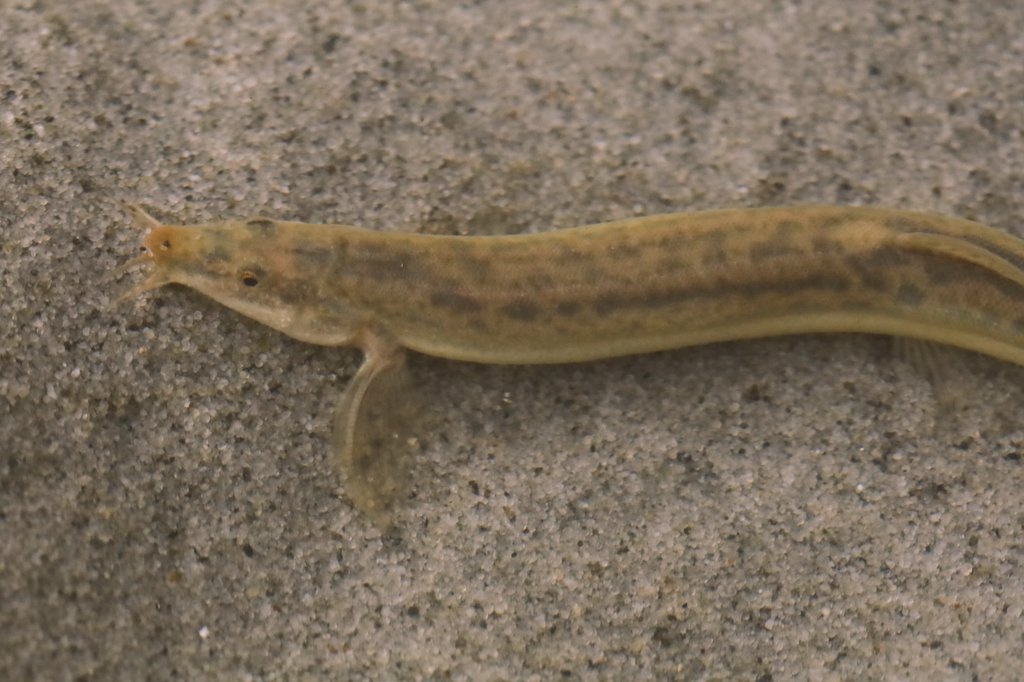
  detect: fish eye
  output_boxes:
[241,270,259,287]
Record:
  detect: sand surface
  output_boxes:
[2,1,1023,679]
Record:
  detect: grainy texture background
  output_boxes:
[2,1,1023,679]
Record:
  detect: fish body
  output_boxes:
[124,205,1024,521]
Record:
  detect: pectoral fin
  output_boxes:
[333,343,418,526]
[891,336,967,422]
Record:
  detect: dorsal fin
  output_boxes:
[893,231,1024,290]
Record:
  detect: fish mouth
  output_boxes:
[110,203,172,303]
[110,248,171,303]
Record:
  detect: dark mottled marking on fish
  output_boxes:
[556,301,582,317]
[459,256,494,282]
[348,244,424,282]
[246,218,278,236]
[553,243,583,263]
[746,220,805,263]
[656,257,686,275]
[896,283,925,307]
[697,230,729,267]
[748,239,797,263]
[611,241,643,259]
[205,247,233,263]
[430,290,483,315]
[590,271,853,317]
[812,236,845,255]
[501,300,542,321]
[526,273,555,292]
[818,211,863,231]
[277,277,319,305]
[843,250,900,292]
[774,220,803,236]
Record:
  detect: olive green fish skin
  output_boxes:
[205,206,1024,368]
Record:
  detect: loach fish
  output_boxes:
[120,204,1024,523]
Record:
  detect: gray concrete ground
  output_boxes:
[2,1,1023,679]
